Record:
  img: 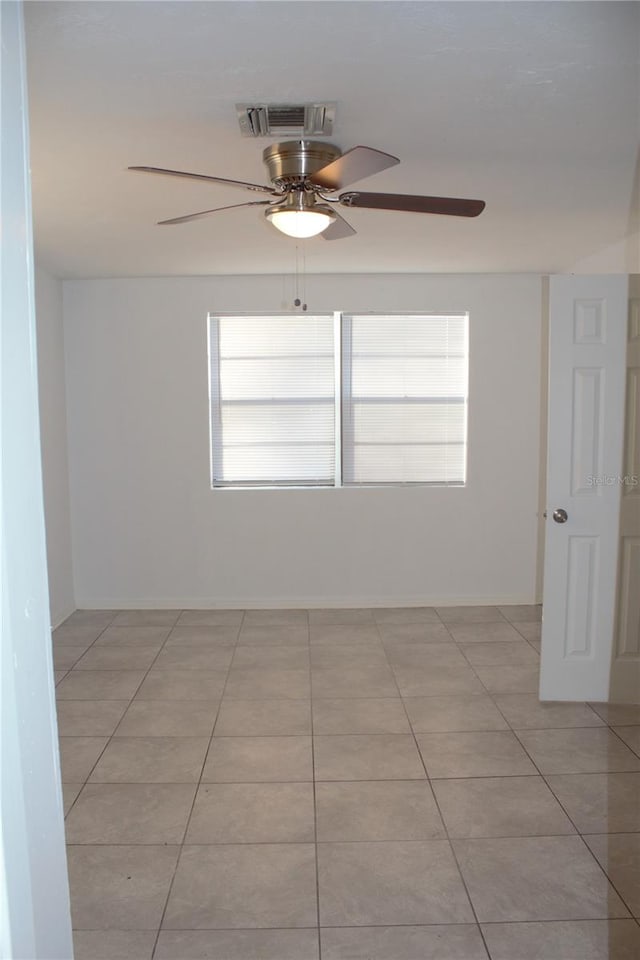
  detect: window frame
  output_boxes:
[208,311,468,490]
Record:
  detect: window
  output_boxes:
[209,313,468,488]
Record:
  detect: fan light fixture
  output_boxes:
[266,192,336,238]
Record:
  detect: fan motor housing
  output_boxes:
[263,140,341,186]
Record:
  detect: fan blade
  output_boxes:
[321,210,357,241]
[310,146,399,190]
[339,191,485,217]
[158,200,273,225]
[129,165,275,195]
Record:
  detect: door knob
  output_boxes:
[552,508,568,524]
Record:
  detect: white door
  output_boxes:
[1,2,73,956]
[540,275,628,701]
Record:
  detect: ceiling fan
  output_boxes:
[129,140,485,240]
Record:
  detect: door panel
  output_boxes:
[541,276,628,701]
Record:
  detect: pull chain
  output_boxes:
[293,242,308,312]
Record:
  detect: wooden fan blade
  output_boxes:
[310,146,399,190]
[339,192,485,217]
[321,210,357,240]
[158,200,273,225]
[129,166,275,195]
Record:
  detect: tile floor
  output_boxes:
[53,606,640,960]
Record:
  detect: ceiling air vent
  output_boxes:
[236,103,336,138]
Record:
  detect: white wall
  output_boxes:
[64,273,543,608]
[35,265,74,626]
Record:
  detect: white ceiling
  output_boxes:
[25,0,640,278]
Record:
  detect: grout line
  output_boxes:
[608,724,640,760]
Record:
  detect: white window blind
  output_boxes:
[208,312,468,488]
[342,315,468,485]
[209,315,335,486]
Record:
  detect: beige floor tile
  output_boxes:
[494,694,603,729]
[404,695,508,732]
[135,669,226,701]
[447,622,523,643]
[585,834,640,916]
[546,773,640,833]
[474,664,540,694]
[111,610,180,627]
[433,776,575,838]
[481,919,640,960]
[516,728,640,774]
[393,664,485,698]
[115,700,219,737]
[165,625,238,646]
[224,666,311,699]
[589,703,640,726]
[309,642,388,669]
[497,604,543,623]
[314,734,425,781]
[215,699,311,736]
[65,783,196,843]
[72,929,156,959]
[56,700,129,736]
[54,670,68,684]
[202,735,313,782]
[67,844,179,929]
[63,782,83,816]
[242,609,309,626]
[316,780,445,841]
[163,843,317,928]
[96,626,171,645]
[613,725,640,756]
[374,607,442,624]
[454,836,630,922]
[308,608,375,624]
[90,737,209,783]
[64,609,118,630]
[56,670,146,701]
[152,644,233,672]
[54,644,91,669]
[417,731,536,779]
[318,840,474,926]
[55,618,111,640]
[185,782,315,843]
[514,621,542,641]
[310,624,381,644]
[54,624,103,645]
[379,623,453,643]
[59,737,109,782]
[237,624,309,645]
[460,641,539,667]
[155,929,319,960]
[74,643,162,672]
[321,924,488,960]
[176,609,244,627]
[436,606,506,623]
[386,642,468,669]
[232,645,309,669]
[311,664,398,699]
[312,698,410,734]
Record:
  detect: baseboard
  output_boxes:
[74,594,541,610]
[51,603,76,629]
